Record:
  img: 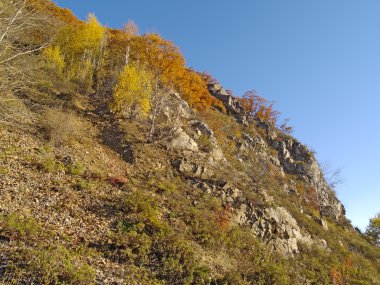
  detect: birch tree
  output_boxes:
[0,0,54,125]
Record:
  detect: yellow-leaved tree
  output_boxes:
[111,64,152,118]
[49,13,106,93]
[43,46,65,75]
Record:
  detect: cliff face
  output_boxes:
[207,82,345,220]
[161,82,346,256]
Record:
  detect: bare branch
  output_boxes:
[0,41,50,65]
[0,0,26,44]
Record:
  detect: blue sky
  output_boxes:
[53,0,380,230]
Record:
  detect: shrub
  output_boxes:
[67,161,85,175]
[156,180,178,195]
[124,191,163,233]
[2,245,96,285]
[41,109,79,145]
[39,155,57,173]
[0,213,42,241]
[198,134,213,152]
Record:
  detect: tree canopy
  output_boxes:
[365,213,380,246]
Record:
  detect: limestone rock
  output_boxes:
[190,120,214,137]
[207,82,249,125]
[317,218,329,230]
[232,205,324,256]
[264,129,346,222]
[210,147,224,161]
[172,159,213,179]
[169,128,198,152]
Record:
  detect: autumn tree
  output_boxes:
[110,33,223,141]
[279,118,293,134]
[365,213,380,246]
[0,0,53,93]
[127,34,221,110]
[178,68,224,111]
[111,64,152,118]
[238,90,280,125]
[124,20,139,37]
[0,0,55,125]
[127,34,184,85]
[199,71,218,85]
[42,45,65,75]
[52,13,106,93]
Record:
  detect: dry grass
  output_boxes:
[40,109,80,146]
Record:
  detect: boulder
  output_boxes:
[190,120,214,137]
[316,218,329,230]
[210,147,224,161]
[169,128,198,152]
[172,159,213,179]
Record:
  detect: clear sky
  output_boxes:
[53,0,380,230]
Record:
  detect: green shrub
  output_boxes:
[156,180,178,195]
[0,213,42,240]
[67,161,85,175]
[0,166,8,174]
[40,155,57,173]
[73,178,91,191]
[198,134,213,152]
[2,245,96,285]
[124,191,163,233]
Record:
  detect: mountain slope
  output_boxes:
[0,1,379,284]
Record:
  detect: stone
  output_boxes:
[317,218,329,230]
[172,159,213,179]
[169,128,198,152]
[231,205,323,256]
[210,147,224,161]
[190,120,214,137]
[284,180,297,195]
[207,82,249,125]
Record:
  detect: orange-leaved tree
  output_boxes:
[127,34,222,110]
[239,90,280,125]
[178,68,224,110]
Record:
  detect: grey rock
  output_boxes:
[169,128,198,152]
[172,159,213,179]
[210,147,224,161]
[231,205,327,256]
[316,218,329,230]
[207,82,249,125]
[190,120,214,137]
[266,133,345,221]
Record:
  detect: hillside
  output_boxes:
[0,1,379,284]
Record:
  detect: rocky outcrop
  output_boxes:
[190,120,225,162]
[163,91,194,120]
[169,82,346,255]
[186,175,326,256]
[190,120,214,137]
[233,204,324,256]
[265,128,345,221]
[207,82,249,125]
